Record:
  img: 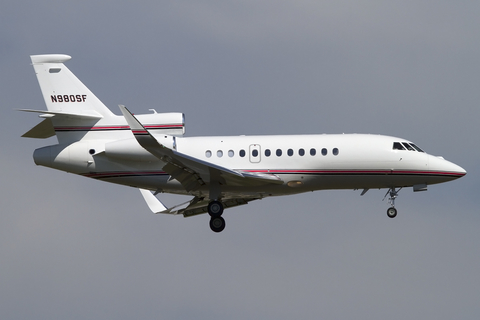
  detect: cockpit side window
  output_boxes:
[393,142,405,150]
[402,142,415,151]
[410,144,425,152]
[393,141,425,152]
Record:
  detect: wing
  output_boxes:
[120,105,283,194]
[139,189,258,217]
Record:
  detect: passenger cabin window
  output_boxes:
[287,149,294,156]
[276,149,282,157]
[321,148,327,156]
[265,149,271,157]
[310,148,316,156]
[240,150,246,157]
[299,148,305,156]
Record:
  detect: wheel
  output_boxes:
[387,207,397,218]
[208,200,224,217]
[210,216,226,233]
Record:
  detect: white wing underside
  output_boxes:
[139,189,257,217]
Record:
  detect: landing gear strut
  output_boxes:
[208,200,225,232]
[384,187,402,218]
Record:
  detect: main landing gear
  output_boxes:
[384,187,402,218]
[208,200,225,233]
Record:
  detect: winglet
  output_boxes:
[139,189,195,215]
[119,105,147,134]
[119,104,176,153]
[139,189,168,213]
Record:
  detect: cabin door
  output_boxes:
[249,144,261,163]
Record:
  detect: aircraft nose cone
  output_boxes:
[456,163,466,175]
[429,155,466,180]
[443,159,466,178]
[451,162,467,178]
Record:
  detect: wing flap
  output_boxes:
[139,189,256,217]
[180,197,255,217]
[162,162,205,191]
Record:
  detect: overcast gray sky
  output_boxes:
[1,1,479,319]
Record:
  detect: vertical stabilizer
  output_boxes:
[30,54,114,118]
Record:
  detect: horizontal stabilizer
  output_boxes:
[22,118,55,139]
[19,109,102,119]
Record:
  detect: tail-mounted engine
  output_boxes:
[135,111,185,137]
[104,110,184,162]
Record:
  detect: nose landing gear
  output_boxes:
[384,187,402,218]
[387,206,397,218]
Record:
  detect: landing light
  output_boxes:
[287,181,303,187]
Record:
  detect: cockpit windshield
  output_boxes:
[402,142,415,151]
[392,142,425,153]
[410,143,424,152]
[393,142,405,150]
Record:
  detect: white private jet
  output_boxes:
[22,54,466,232]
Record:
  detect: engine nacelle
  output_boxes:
[105,138,159,162]
[33,142,97,173]
[105,134,176,162]
[135,112,185,137]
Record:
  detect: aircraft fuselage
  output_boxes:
[33,131,465,199]
[23,54,466,232]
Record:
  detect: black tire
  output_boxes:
[387,207,397,218]
[208,200,224,217]
[210,216,226,233]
